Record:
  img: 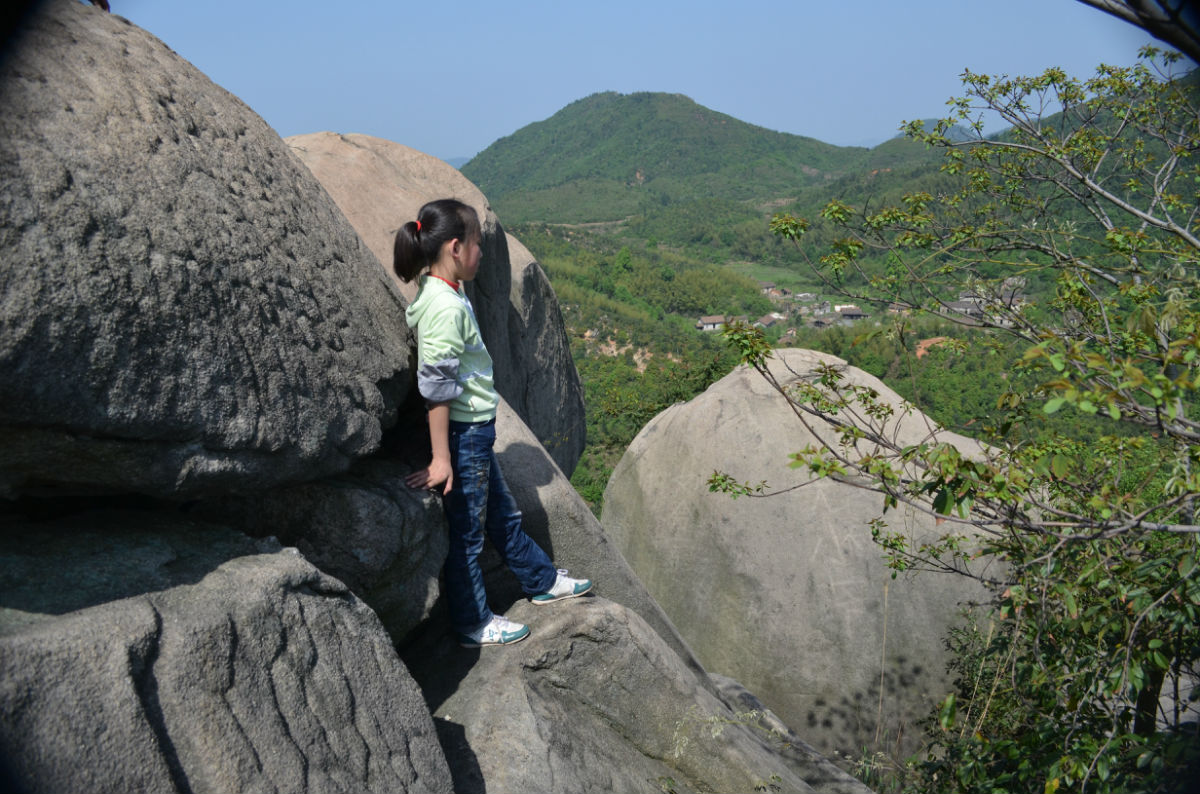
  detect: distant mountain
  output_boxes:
[443,156,471,169]
[462,92,930,224]
[893,119,977,143]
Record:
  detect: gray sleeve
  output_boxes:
[417,357,463,403]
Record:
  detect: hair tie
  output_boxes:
[415,220,422,232]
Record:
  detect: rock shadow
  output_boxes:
[0,497,277,618]
[801,654,937,759]
[492,438,556,551]
[431,717,486,794]
[398,620,487,793]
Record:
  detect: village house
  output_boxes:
[696,315,726,332]
[754,312,788,329]
[941,277,1027,326]
[759,282,794,301]
[941,298,985,323]
[837,305,869,325]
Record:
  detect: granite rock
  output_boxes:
[404,596,873,794]
[602,348,991,758]
[0,0,411,498]
[0,511,453,794]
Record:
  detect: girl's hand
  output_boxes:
[405,456,454,495]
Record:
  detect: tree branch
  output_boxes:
[1075,0,1200,64]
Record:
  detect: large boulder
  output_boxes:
[602,348,990,759]
[403,596,873,794]
[0,0,412,499]
[284,132,585,475]
[0,511,453,794]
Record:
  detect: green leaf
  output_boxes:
[938,693,957,731]
[1043,398,1067,414]
[1050,455,1071,478]
[1063,590,1078,618]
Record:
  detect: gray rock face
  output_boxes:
[194,458,449,646]
[602,348,990,758]
[0,0,411,498]
[0,512,453,794]
[404,596,873,794]
[284,132,585,475]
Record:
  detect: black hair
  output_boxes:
[392,198,482,283]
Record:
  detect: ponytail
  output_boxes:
[393,198,482,282]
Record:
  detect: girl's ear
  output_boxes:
[437,237,459,262]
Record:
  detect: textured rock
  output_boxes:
[0,511,453,794]
[602,348,990,758]
[194,456,449,646]
[0,0,411,498]
[284,132,585,474]
[404,596,873,794]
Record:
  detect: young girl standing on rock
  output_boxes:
[396,198,592,648]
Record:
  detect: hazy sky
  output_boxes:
[110,0,1156,161]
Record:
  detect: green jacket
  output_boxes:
[405,275,499,423]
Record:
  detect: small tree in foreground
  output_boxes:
[715,49,1200,793]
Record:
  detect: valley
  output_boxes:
[462,92,1012,509]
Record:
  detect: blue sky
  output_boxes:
[113,0,1155,161]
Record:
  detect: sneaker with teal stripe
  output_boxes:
[531,569,593,605]
[458,615,530,648]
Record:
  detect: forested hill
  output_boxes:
[462,91,936,224]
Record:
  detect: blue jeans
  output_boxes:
[442,418,557,633]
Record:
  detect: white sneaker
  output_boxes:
[531,569,593,605]
[458,615,530,648]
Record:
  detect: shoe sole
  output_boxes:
[530,581,593,605]
[458,629,530,649]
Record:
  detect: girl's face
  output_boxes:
[454,232,482,282]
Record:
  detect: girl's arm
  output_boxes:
[404,401,454,494]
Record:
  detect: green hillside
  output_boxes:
[462,91,908,223]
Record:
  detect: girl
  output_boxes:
[396,198,592,648]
